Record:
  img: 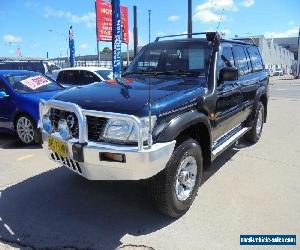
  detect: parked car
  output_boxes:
[0,70,64,144]
[40,32,268,217]
[266,68,273,77]
[273,68,284,76]
[53,67,113,87]
[0,61,60,77]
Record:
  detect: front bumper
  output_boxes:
[42,132,175,180]
[40,100,176,180]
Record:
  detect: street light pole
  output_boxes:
[188,0,192,38]
[148,10,151,44]
[48,29,69,59]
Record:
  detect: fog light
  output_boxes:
[42,116,52,134]
[99,152,126,163]
[58,119,70,140]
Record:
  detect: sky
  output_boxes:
[0,0,299,58]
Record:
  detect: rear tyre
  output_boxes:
[15,115,36,145]
[149,139,203,218]
[245,102,264,143]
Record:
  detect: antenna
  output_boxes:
[216,8,225,32]
[147,13,153,148]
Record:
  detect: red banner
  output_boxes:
[96,0,129,44]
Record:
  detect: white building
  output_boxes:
[237,35,295,74]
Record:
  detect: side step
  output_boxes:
[212,127,250,158]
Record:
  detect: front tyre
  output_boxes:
[16,115,36,144]
[149,139,203,218]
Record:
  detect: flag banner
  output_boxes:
[112,0,122,78]
[69,26,75,67]
[96,0,129,44]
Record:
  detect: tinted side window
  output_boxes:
[218,46,235,69]
[247,46,264,72]
[61,70,81,85]
[233,46,251,76]
[81,71,100,84]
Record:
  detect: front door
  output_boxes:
[0,80,14,131]
[212,45,244,142]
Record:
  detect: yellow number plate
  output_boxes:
[48,137,68,158]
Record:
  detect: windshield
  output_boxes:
[3,72,63,94]
[96,70,114,80]
[127,41,211,76]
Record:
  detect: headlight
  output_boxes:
[58,119,70,140]
[102,116,156,143]
[42,115,52,134]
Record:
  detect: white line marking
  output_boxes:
[17,154,34,161]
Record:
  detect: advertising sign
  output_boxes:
[96,0,129,44]
[20,76,51,90]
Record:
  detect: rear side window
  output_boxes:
[58,70,81,85]
[247,46,264,72]
[218,46,235,69]
[233,46,251,76]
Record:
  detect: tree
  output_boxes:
[102,47,112,53]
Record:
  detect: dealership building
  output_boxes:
[241,35,297,74]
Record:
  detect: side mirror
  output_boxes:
[219,67,239,82]
[0,91,9,99]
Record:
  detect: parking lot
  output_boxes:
[0,76,300,250]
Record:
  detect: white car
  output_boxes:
[273,69,284,76]
[52,67,113,87]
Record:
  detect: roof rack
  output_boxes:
[155,32,220,42]
[231,37,256,45]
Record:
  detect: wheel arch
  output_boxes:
[156,111,212,167]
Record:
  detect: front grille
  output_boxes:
[49,108,108,142]
[87,116,107,142]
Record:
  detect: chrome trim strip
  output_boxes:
[212,127,250,156]
[40,100,144,151]
[212,123,241,148]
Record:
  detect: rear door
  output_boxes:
[232,45,257,122]
[213,44,244,141]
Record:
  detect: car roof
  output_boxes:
[57,67,111,72]
[0,69,37,75]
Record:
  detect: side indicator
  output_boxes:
[209,113,216,120]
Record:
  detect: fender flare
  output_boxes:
[156,110,211,143]
[250,86,268,122]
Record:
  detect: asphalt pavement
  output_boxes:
[0,76,299,250]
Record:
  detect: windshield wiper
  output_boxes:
[122,70,156,77]
[154,70,200,77]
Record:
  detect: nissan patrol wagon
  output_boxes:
[39,32,268,217]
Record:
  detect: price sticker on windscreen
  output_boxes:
[20,76,51,90]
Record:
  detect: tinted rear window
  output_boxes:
[233,46,252,76]
[247,46,264,72]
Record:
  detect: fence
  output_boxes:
[50,59,131,69]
